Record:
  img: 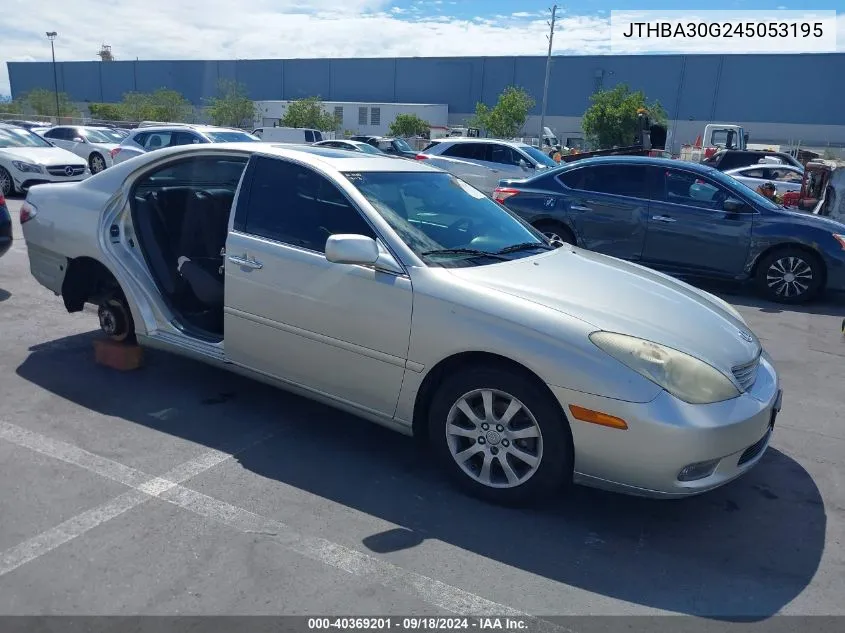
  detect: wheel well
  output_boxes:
[532,218,575,241]
[61,256,123,313]
[411,351,569,444]
[751,243,827,284]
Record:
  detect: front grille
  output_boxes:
[46,165,86,177]
[738,429,771,465]
[732,356,760,391]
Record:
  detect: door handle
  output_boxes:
[571,205,592,212]
[651,215,676,223]
[227,254,263,269]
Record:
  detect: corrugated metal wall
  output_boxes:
[8,53,845,125]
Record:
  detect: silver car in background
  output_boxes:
[20,143,782,506]
[111,124,259,164]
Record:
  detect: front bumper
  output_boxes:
[824,250,845,293]
[550,352,781,498]
[13,169,89,192]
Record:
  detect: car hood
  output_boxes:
[0,146,86,166]
[448,246,761,373]
[770,206,845,231]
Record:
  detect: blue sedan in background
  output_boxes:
[493,156,845,304]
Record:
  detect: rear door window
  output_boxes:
[443,143,486,161]
[558,164,648,198]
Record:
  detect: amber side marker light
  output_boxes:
[569,405,628,430]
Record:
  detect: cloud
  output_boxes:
[1,1,843,96]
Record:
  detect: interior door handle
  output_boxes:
[651,215,676,223]
[571,205,592,212]
[228,254,263,269]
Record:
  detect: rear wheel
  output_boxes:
[755,247,824,304]
[534,220,575,248]
[97,296,135,343]
[427,366,573,507]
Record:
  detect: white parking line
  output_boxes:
[0,421,570,632]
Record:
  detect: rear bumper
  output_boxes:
[0,233,11,258]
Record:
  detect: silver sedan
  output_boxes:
[21,143,782,506]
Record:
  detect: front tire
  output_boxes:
[0,166,14,196]
[755,247,824,304]
[89,153,106,174]
[427,366,573,507]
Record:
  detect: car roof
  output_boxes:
[131,125,245,134]
[434,138,529,146]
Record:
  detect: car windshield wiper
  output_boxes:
[421,248,510,260]
[496,242,555,254]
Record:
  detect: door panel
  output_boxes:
[642,167,753,277]
[557,164,650,260]
[224,156,413,417]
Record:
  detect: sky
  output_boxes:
[1,0,843,97]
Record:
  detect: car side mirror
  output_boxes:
[73,137,85,143]
[519,159,531,170]
[325,234,379,266]
[724,197,748,212]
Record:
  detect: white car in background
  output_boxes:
[724,164,805,196]
[415,138,559,196]
[0,123,89,196]
[39,125,125,174]
[112,124,259,164]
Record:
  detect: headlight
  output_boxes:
[833,234,845,250]
[11,161,43,174]
[590,331,740,405]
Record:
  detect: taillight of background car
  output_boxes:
[414,154,429,160]
[492,187,520,204]
[110,148,121,159]
[20,200,37,224]
[0,193,5,207]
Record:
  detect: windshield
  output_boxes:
[343,171,547,268]
[704,165,783,211]
[520,145,558,168]
[204,131,260,143]
[83,128,121,144]
[392,138,413,153]
[0,127,53,148]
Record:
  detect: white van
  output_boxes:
[251,127,324,144]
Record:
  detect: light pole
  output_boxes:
[539,5,558,149]
[46,31,60,120]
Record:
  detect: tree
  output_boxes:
[24,88,78,117]
[0,97,24,114]
[581,84,667,149]
[389,113,430,137]
[469,86,535,139]
[280,97,339,131]
[88,103,126,121]
[118,89,192,122]
[205,80,256,128]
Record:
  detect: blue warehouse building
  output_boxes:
[7,53,845,152]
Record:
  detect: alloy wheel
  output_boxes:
[543,232,566,248]
[0,169,11,196]
[91,154,106,174]
[445,388,544,489]
[766,255,813,299]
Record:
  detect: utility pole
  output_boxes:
[539,5,557,150]
[46,32,60,120]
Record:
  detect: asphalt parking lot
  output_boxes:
[1,195,844,622]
